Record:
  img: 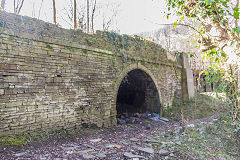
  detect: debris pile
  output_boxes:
[117,112,169,125]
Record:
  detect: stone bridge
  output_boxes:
[0,11,191,137]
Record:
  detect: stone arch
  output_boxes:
[114,63,162,117]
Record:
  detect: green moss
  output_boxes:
[0,136,27,146]
[8,36,15,41]
[82,49,88,54]
[64,46,75,51]
[45,44,53,50]
[85,39,92,46]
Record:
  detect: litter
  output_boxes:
[148,113,169,123]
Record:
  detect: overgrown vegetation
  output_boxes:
[167,0,240,157]
[156,120,239,159]
[163,93,226,121]
[161,93,239,159]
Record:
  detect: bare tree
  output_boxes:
[78,12,86,31]
[52,0,57,25]
[86,0,89,33]
[91,0,96,32]
[38,0,44,19]
[102,3,120,31]
[14,0,25,14]
[102,14,111,31]
[73,0,77,29]
[61,0,119,32]
[1,0,6,10]
[32,2,35,18]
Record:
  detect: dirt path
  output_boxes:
[0,116,216,160]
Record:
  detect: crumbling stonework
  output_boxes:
[0,11,184,137]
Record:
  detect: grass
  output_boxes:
[155,121,239,159]
[158,92,240,159]
[162,92,227,121]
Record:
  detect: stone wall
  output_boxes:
[0,11,183,137]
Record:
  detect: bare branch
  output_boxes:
[17,0,24,14]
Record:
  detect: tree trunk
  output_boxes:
[91,0,96,33]
[14,0,16,13]
[73,0,77,29]
[86,0,89,33]
[52,0,57,25]
[14,0,24,14]
[17,0,24,14]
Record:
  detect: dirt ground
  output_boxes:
[0,115,216,160]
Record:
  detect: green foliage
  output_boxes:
[105,31,132,51]
[105,32,140,64]
[233,7,240,19]
[159,92,239,159]
[167,0,240,153]
[204,66,227,92]
[167,0,240,55]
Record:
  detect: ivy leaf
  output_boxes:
[173,22,178,28]
[221,52,226,57]
[167,13,171,19]
[180,16,184,21]
[233,7,239,12]
[233,9,239,19]
[205,0,212,5]
[233,27,240,33]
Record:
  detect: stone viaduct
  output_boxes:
[0,11,191,137]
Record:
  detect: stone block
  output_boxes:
[0,89,4,95]
[54,77,62,83]
[3,76,18,82]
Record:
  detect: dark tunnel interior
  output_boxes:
[116,69,161,117]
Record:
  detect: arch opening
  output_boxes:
[116,69,161,117]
